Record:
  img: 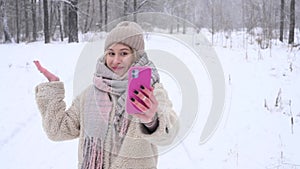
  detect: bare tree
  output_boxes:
[133,0,150,22]
[15,0,20,43]
[31,0,37,41]
[49,1,55,37]
[98,0,103,30]
[123,0,129,21]
[210,0,215,45]
[68,0,79,43]
[104,0,108,31]
[63,2,69,38]
[133,0,137,22]
[49,1,67,40]
[162,0,176,33]
[288,0,295,44]
[122,0,150,22]
[0,0,13,43]
[38,0,43,32]
[279,0,284,42]
[182,0,189,34]
[24,0,30,41]
[43,0,50,43]
[57,1,64,41]
[83,0,95,33]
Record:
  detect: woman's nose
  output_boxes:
[112,56,122,64]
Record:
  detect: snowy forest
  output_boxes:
[1,0,300,169]
[0,0,299,45]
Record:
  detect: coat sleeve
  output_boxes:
[35,81,81,141]
[139,83,179,146]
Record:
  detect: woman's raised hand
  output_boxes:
[33,60,60,82]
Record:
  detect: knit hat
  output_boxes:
[104,21,144,52]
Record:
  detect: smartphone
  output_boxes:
[126,66,152,114]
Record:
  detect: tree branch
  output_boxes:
[136,0,148,11]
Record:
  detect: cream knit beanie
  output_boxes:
[104,21,144,52]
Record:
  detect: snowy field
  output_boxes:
[0,30,300,169]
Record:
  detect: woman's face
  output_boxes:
[105,43,135,76]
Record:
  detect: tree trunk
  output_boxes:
[82,0,95,33]
[63,2,68,38]
[83,0,91,33]
[38,0,43,32]
[288,0,295,44]
[49,1,55,36]
[89,0,95,31]
[0,0,13,43]
[211,0,215,45]
[242,0,245,47]
[24,0,30,41]
[68,0,79,43]
[104,0,108,31]
[99,0,103,30]
[133,0,137,22]
[15,0,20,43]
[182,0,188,34]
[58,2,64,41]
[49,1,61,39]
[176,14,180,33]
[170,23,173,34]
[279,0,284,42]
[43,0,50,43]
[123,0,129,21]
[31,0,37,41]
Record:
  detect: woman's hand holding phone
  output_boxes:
[126,66,158,124]
[130,85,158,124]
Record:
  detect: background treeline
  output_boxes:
[0,0,298,45]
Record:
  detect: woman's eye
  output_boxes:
[108,52,115,56]
[120,52,128,56]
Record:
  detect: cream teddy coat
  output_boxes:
[35,81,179,169]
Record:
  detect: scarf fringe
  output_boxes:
[120,117,129,137]
[81,137,104,169]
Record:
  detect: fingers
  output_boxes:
[133,89,151,109]
[130,97,148,112]
[130,85,157,112]
[140,85,151,97]
[129,100,155,124]
[33,60,45,73]
[130,85,158,123]
[140,85,158,107]
[33,60,40,68]
[33,60,60,82]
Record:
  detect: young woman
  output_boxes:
[34,21,179,169]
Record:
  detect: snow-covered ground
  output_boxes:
[0,30,299,169]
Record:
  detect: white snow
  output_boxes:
[0,30,299,169]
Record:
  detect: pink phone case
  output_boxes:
[126,66,152,114]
